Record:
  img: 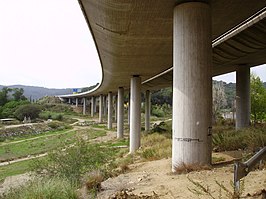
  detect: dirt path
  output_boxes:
[98,158,266,199]
[0,123,37,129]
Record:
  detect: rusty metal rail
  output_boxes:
[234,147,266,192]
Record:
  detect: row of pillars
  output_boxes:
[67,1,251,171]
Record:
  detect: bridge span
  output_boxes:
[59,0,266,170]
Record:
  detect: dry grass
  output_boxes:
[140,133,171,161]
[85,170,104,191]
[173,162,211,174]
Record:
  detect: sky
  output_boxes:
[0,0,102,89]
[0,1,265,89]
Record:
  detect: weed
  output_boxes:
[213,127,266,152]
[0,177,78,199]
[32,138,117,186]
[140,133,171,160]
[187,176,245,199]
[85,170,104,191]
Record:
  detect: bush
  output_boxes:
[32,138,117,186]
[14,104,41,121]
[0,177,78,199]
[212,127,266,152]
[39,111,64,121]
[0,100,29,118]
[151,104,171,118]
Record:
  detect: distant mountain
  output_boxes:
[0,85,74,100]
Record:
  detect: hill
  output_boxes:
[0,85,73,100]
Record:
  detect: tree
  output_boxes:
[212,81,227,122]
[14,104,41,121]
[0,87,12,106]
[250,74,266,124]
[12,88,27,101]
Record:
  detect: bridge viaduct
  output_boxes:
[60,0,266,171]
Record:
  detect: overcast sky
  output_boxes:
[0,0,265,89]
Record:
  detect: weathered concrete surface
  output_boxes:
[129,76,141,153]
[236,66,251,129]
[172,2,212,168]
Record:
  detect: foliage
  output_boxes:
[13,104,41,121]
[212,126,266,152]
[151,87,172,105]
[0,100,29,118]
[32,138,117,186]
[250,74,266,124]
[0,87,12,106]
[224,82,236,109]
[39,111,64,121]
[12,88,27,101]
[0,177,78,199]
[151,104,171,118]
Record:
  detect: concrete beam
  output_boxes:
[236,66,250,129]
[108,92,113,129]
[117,87,124,138]
[130,76,141,153]
[145,90,151,132]
[172,2,212,170]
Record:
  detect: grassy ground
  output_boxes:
[0,159,37,181]
[1,113,265,198]
[0,128,106,162]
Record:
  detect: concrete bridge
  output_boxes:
[59,0,266,171]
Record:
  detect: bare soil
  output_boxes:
[98,156,266,199]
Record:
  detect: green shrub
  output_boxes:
[151,105,165,117]
[0,177,78,199]
[14,104,41,121]
[0,100,29,118]
[212,127,266,152]
[39,111,64,121]
[32,138,117,186]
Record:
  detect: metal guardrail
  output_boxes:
[234,147,266,192]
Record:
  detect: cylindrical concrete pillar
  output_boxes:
[91,96,94,117]
[93,97,96,113]
[236,67,250,129]
[83,98,86,115]
[108,92,113,129]
[68,98,71,104]
[172,1,212,170]
[128,93,130,125]
[145,90,151,132]
[103,95,107,116]
[99,95,103,123]
[114,95,118,123]
[117,87,124,138]
[130,76,141,153]
[75,98,78,107]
